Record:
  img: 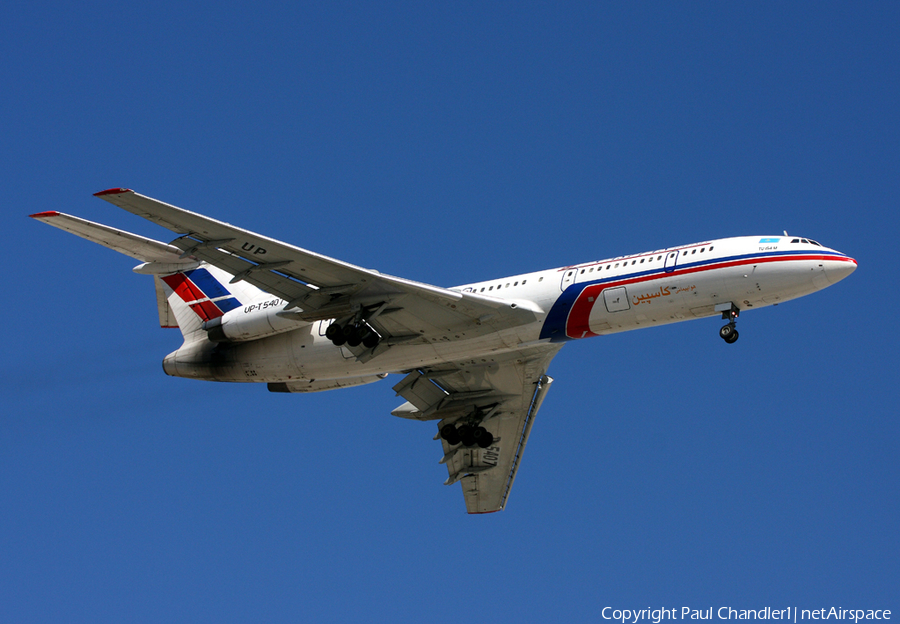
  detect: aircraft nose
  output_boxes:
[825,256,857,285]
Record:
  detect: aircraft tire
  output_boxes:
[457,424,476,447]
[325,323,342,341]
[440,424,460,446]
[475,428,494,448]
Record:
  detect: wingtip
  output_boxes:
[94,187,132,197]
[29,211,61,219]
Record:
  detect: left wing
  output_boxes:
[93,189,542,351]
[392,343,562,513]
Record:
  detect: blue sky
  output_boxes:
[2,2,898,622]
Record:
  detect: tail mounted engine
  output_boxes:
[204,299,310,343]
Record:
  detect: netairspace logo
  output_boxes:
[600,608,892,624]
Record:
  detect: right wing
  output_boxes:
[392,343,562,514]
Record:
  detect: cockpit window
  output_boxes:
[790,237,823,246]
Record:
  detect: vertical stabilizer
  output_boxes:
[156,263,267,340]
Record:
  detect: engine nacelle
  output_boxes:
[204,298,309,342]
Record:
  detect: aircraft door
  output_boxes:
[603,286,630,312]
[560,269,575,291]
[664,250,680,273]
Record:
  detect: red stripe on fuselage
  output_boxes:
[565,253,854,339]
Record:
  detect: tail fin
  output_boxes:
[29,210,264,338]
[154,264,264,338]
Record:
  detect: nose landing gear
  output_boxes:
[715,302,741,344]
[719,323,739,344]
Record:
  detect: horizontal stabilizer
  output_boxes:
[29,211,196,266]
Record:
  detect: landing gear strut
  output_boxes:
[716,302,740,344]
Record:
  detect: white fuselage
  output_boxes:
[162,235,856,384]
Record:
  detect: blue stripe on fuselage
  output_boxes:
[538,249,847,342]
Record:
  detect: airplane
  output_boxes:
[30,188,857,513]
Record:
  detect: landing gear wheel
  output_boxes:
[719,323,738,343]
[457,424,476,447]
[474,427,494,448]
[325,323,341,341]
[440,424,460,446]
[346,326,363,347]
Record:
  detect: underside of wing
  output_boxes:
[92,189,541,354]
[392,344,562,513]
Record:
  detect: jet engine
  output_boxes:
[204,299,309,343]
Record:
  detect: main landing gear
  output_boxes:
[325,320,381,348]
[716,302,740,344]
[440,422,494,449]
